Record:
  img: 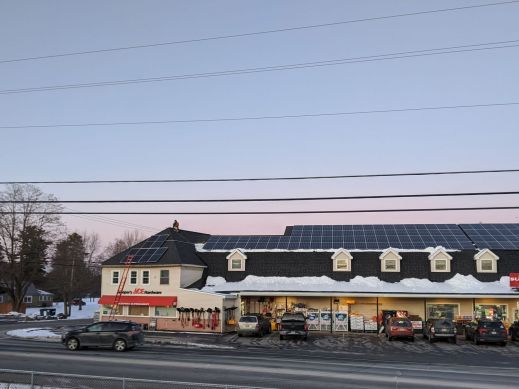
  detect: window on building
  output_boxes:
[434,259,447,271]
[142,270,150,285]
[481,260,493,271]
[384,259,397,271]
[475,304,508,321]
[112,271,120,285]
[427,304,459,320]
[332,249,353,272]
[160,270,169,285]
[154,307,177,317]
[475,249,498,273]
[380,249,401,272]
[0,295,4,303]
[101,305,123,315]
[231,259,243,270]
[39,295,51,302]
[128,305,149,316]
[23,296,32,304]
[129,270,138,285]
[227,249,247,271]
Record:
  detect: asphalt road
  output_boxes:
[0,320,519,389]
[1,329,519,389]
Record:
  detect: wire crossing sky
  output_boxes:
[1,0,518,243]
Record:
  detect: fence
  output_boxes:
[0,369,271,389]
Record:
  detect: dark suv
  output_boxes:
[62,321,144,351]
[464,320,507,346]
[423,318,457,343]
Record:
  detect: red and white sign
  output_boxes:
[510,273,519,288]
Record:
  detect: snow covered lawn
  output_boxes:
[24,299,99,320]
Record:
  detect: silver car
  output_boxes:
[237,315,271,337]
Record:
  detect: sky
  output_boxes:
[1,1,519,247]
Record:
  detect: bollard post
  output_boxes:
[30,371,34,389]
[122,376,126,389]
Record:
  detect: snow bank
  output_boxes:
[6,328,60,341]
[203,274,517,295]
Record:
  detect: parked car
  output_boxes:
[62,321,144,352]
[279,313,308,340]
[509,321,519,341]
[385,317,414,341]
[464,320,507,346]
[72,298,86,306]
[237,315,271,337]
[423,318,457,343]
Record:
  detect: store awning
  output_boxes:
[98,295,177,307]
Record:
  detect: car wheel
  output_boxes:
[500,342,507,347]
[473,336,479,346]
[237,333,242,337]
[450,337,457,344]
[410,337,415,342]
[257,330,263,338]
[279,335,284,340]
[66,337,80,351]
[303,335,308,341]
[113,339,127,352]
[429,336,434,343]
[388,336,393,341]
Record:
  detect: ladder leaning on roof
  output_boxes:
[107,254,134,321]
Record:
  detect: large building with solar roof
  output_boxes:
[100,223,519,333]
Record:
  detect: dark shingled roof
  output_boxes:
[103,228,209,267]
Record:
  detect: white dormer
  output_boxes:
[474,249,499,273]
[227,249,247,271]
[331,248,353,272]
[428,247,453,273]
[380,248,402,272]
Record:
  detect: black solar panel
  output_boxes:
[202,224,475,250]
[460,224,519,249]
[120,234,169,263]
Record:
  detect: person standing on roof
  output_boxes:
[173,219,180,232]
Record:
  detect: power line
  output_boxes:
[1,40,518,95]
[1,1,517,64]
[2,206,519,215]
[2,168,519,185]
[1,101,517,129]
[4,190,519,204]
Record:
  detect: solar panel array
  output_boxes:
[460,224,519,249]
[120,234,168,263]
[202,224,476,250]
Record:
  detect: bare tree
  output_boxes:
[0,184,63,312]
[103,230,145,258]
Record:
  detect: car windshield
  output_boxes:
[282,314,305,321]
[480,321,504,329]
[391,320,411,327]
[434,319,453,326]
[239,316,258,323]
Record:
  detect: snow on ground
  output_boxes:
[6,328,60,341]
[203,274,517,295]
[25,299,99,319]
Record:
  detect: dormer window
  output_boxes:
[428,247,453,273]
[380,248,402,272]
[227,249,247,272]
[332,249,353,272]
[474,249,499,273]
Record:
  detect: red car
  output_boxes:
[385,317,414,341]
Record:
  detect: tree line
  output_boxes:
[0,184,145,315]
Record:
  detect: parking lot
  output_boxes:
[147,330,519,357]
